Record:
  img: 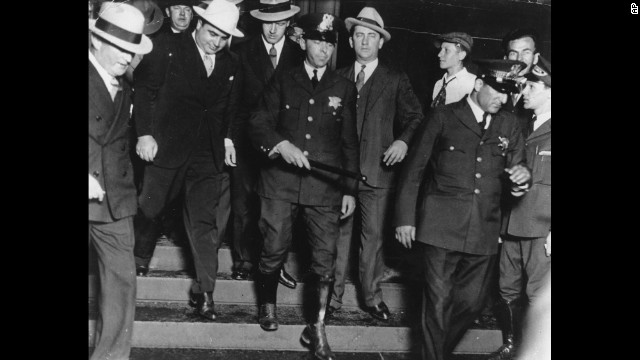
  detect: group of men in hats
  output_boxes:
[89,1,550,360]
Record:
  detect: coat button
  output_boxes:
[479,141,484,145]
[95,116,102,122]
[476,157,482,162]
[121,145,126,152]
[357,94,360,99]
[303,150,309,156]
[449,146,455,151]
[475,173,482,179]
[93,171,100,177]
[122,170,128,177]
[305,134,311,139]
[332,111,336,115]
[286,105,290,109]
[308,116,313,122]
[474,189,480,194]
[336,117,342,122]
[309,99,315,105]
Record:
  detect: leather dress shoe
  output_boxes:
[279,268,297,289]
[364,301,391,321]
[189,291,217,320]
[259,303,278,331]
[136,265,149,277]
[231,269,250,280]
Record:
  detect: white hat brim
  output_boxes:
[345,17,391,42]
[193,5,245,37]
[89,19,153,54]
[249,6,300,22]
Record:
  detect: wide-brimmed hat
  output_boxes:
[89,2,153,55]
[131,0,164,35]
[250,0,300,22]
[474,59,526,94]
[523,55,551,87]
[434,32,473,54]
[345,7,391,42]
[200,0,243,6]
[298,13,343,44]
[163,0,198,8]
[193,0,244,37]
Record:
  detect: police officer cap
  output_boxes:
[524,55,551,87]
[474,59,526,94]
[297,13,343,44]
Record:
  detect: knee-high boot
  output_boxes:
[257,271,280,331]
[300,274,335,360]
[487,299,522,360]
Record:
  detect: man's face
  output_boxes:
[195,20,230,55]
[506,36,538,75]
[166,5,193,32]
[474,79,508,114]
[300,39,335,68]
[262,20,289,44]
[349,25,383,63]
[92,35,134,77]
[437,42,466,70]
[522,81,550,111]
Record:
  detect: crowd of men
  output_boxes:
[88,1,550,360]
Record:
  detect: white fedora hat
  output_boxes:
[250,0,300,22]
[89,2,153,54]
[193,0,244,37]
[345,7,391,42]
[132,0,164,35]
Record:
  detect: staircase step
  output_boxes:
[88,301,502,354]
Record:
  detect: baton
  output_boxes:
[308,159,367,183]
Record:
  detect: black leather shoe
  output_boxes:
[279,268,297,289]
[364,301,391,321]
[259,303,278,331]
[189,291,217,320]
[136,265,149,277]
[231,269,250,280]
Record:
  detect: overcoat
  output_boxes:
[249,64,360,206]
[394,96,526,255]
[336,62,423,188]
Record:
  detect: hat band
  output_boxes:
[95,17,142,45]
[259,1,292,13]
[356,17,381,28]
[304,30,337,44]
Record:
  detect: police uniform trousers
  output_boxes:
[136,128,225,294]
[417,242,496,360]
[258,196,340,277]
[89,216,136,360]
[499,234,551,304]
[331,183,393,309]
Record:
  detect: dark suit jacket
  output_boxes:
[394,96,526,255]
[336,62,424,188]
[133,31,242,171]
[249,64,360,206]
[502,119,551,238]
[89,61,137,222]
[233,36,304,148]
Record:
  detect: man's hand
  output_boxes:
[340,195,356,219]
[89,174,105,202]
[277,141,310,170]
[544,231,551,257]
[505,164,531,186]
[225,145,237,167]
[395,225,416,249]
[382,140,408,166]
[136,135,158,162]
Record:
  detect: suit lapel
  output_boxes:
[104,82,130,141]
[364,64,390,110]
[528,118,551,141]
[182,34,207,101]
[88,61,114,122]
[453,98,482,137]
[313,69,339,94]
[248,37,274,85]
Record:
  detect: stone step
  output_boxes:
[88,301,502,354]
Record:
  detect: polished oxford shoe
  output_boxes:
[279,268,297,289]
[231,269,250,280]
[258,303,278,331]
[365,301,391,321]
[189,291,217,320]
[136,265,149,277]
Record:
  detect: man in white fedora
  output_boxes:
[88,2,152,359]
[133,0,243,321]
[329,6,424,322]
[228,0,303,289]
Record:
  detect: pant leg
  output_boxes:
[330,208,354,309]
[498,235,525,303]
[230,148,260,272]
[521,236,551,304]
[89,217,136,360]
[258,197,296,275]
[183,149,224,294]
[358,185,392,307]
[302,205,341,278]
[217,171,231,246]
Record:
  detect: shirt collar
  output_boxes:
[467,96,490,123]
[534,111,551,130]
[354,58,378,83]
[89,50,115,91]
[262,36,285,59]
[303,60,327,80]
[443,67,469,83]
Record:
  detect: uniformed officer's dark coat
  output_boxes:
[502,119,551,238]
[89,61,137,222]
[394,96,526,255]
[249,64,360,206]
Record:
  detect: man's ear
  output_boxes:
[378,37,384,49]
[90,34,103,50]
[165,8,170,18]
[458,50,467,62]
[533,52,540,65]
[348,37,354,49]
[474,78,484,92]
[196,19,202,30]
[298,38,306,50]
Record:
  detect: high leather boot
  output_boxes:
[487,299,521,360]
[300,274,335,360]
[257,271,280,331]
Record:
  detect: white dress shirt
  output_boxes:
[432,67,476,105]
[353,58,379,84]
[467,96,491,129]
[303,60,327,80]
[533,112,551,131]
[262,36,285,66]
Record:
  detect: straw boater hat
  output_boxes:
[193,0,244,37]
[250,0,300,22]
[131,0,164,35]
[345,7,391,42]
[89,2,153,55]
[200,0,243,6]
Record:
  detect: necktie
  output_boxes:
[311,69,319,89]
[109,76,121,101]
[269,44,277,69]
[203,54,214,77]
[479,112,489,136]
[529,114,537,135]
[355,64,366,92]
[431,77,451,108]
